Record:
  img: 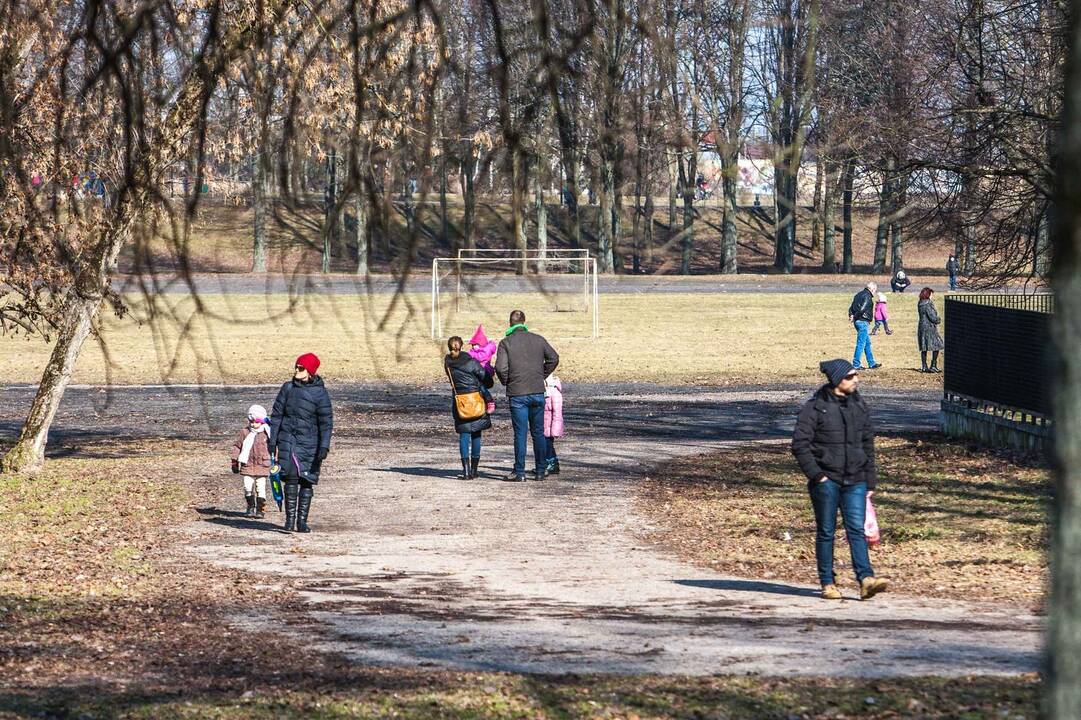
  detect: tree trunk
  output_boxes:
[461,150,476,250]
[773,162,796,273]
[890,177,907,274]
[512,148,527,275]
[720,152,738,274]
[873,165,893,273]
[811,156,823,252]
[536,178,547,275]
[355,184,369,277]
[842,161,854,273]
[252,146,268,272]
[667,158,677,240]
[598,156,615,273]
[1048,8,1081,713]
[1034,206,1050,278]
[323,148,337,273]
[822,163,836,270]
[440,149,449,250]
[644,190,655,268]
[678,152,696,275]
[612,189,624,272]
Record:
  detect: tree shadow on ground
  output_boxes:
[673,578,820,598]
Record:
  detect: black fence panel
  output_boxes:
[944,295,1053,416]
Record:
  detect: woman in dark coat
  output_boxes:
[917,287,945,373]
[445,336,493,479]
[269,352,333,532]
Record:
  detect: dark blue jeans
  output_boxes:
[949,273,957,291]
[459,431,481,460]
[809,479,874,585]
[509,393,546,475]
[545,436,557,463]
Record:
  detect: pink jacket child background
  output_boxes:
[874,295,889,321]
[544,374,564,438]
[467,325,498,375]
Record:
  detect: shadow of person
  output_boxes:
[202,516,287,533]
[193,506,248,518]
[376,466,460,479]
[674,578,820,598]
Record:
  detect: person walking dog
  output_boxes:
[848,282,882,370]
[269,353,333,533]
[445,335,494,479]
[495,310,559,482]
[791,359,888,601]
[918,287,945,373]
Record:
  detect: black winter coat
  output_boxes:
[495,327,559,397]
[445,353,493,434]
[791,385,877,490]
[917,299,945,352]
[890,274,911,292]
[849,289,875,323]
[269,376,333,483]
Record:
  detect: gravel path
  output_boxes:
[0,382,1042,677]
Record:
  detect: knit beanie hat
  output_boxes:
[296,352,321,375]
[877,292,887,303]
[469,325,489,346]
[819,358,855,387]
[247,404,268,422]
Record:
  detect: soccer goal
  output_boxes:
[431,249,599,340]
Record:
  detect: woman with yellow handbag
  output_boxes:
[445,336,494,479]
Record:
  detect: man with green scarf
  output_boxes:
[495,309,560,481]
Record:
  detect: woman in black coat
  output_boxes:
[445,336,493,479]
[917,287,945,373]
[269,352,333,532]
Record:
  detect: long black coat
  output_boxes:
[269,376,333,483]
[445,353,493,434]
[791,385,877,490]
[917,299,945,352]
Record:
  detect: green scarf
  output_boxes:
[505,323,528,336]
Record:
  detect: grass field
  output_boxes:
[0,292,943,388]
[639,436,1050,606]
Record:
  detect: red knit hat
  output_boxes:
[295,352,320,375]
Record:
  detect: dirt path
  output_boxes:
[0,383,1041,677]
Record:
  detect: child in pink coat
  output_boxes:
[872,292,892,335]
[544,373,564,475]
[467,325,498,377]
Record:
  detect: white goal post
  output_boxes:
[431,250,599,340]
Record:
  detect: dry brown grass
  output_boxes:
[1,292,943,388]
[638,435,1050,607]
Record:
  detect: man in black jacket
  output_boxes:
[848,282,881,370]
[791,359,888,601]
[495,310,559,481]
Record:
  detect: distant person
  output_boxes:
[917,287,945,373]
[445,335,494,480]
[890,270,911,293]
[495,310,559,482]
[269,353,333,533]
[543,373,564,475]
[871,292,891,335]
[946,254,960,291]
[848,282,881,370]
[791,359,889,601]
[230,405,272,519]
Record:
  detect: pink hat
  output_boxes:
[469,326,489,346]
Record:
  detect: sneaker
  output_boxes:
[852,366,864,370]
[870,363,882,369]
[885,330,893,335]
[860,577,888,600]
[546,459,561,475]
[531,469,547,481]
[502,472,527,482]
[821,584,843,601]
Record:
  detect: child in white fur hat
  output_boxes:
[230,404,272,518]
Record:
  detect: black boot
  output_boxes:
[244,494,256,518]
[547,459,560,475]
[297,487,313,533]
[457,458,470,480]
[283,483,299,531]
[256,496,266,519]
[930,351,941,373]
[920,351,929,373]
[470,457,480,479]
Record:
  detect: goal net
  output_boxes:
[431,249,599,340]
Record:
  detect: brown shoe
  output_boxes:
[821,584,842,600]
[860,577,888,600]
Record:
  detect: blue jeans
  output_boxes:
[853,320,876,368]
[509,393,546,475]
[545,437,558,463]
[459,431,481,460]
[810,480,874,585]
[949,274,957,291]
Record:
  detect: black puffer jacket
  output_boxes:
[269,376,333,483]
[445,353,492,434]
[791,385,877,490]
[849,289,875,323]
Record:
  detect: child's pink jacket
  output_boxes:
[544,376,564,438]
[874,302,889,321]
